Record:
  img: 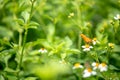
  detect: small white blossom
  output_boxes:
[92,62,99,70]
[82,44,93,51]
[83,68,96,78]
[114,14,120,20]
[73,63,83,69]
[38,48,47,53]
[98,63,107,72]
[92,38,100,45]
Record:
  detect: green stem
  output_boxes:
[78,34,81,50]
[101,72,108,80]
[29,0,36,21]
[75,1,82,51]
[18,29,28,70]
[17,29,28,80]
[95,53,99,63]
[107,47,112,64]
[17,0,35,79]
[18,32,22,47]
[119,19,120,26]
[93,47,100,63]
[18,0,35,70]
[73,73,79,80]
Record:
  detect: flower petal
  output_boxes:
[83,72,91,78]
[92,71,96,75]
[82,46,86,48]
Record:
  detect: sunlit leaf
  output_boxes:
[21,11,30,23]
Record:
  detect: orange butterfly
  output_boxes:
[80,34,92,43]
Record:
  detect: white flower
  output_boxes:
[73,63,83,69]
[92,38,100,45]
[38,48,47,53]
[98,63,107,72]
[83,68,96,78]
[114,14,120,20]
[82,44,93,51]
[92,62,99,70]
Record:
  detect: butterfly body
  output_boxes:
[80,34,92,43]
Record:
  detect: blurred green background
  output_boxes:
[0,0,120,80]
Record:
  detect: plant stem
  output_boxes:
[95,53,99,63]
[17,0,35,79]
[75,1,83,51]
[18,29,28,70]
[18,32,22,48]
[93,47,100,63]
[17,29,28,80]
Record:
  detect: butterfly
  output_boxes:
[80,34,92,43]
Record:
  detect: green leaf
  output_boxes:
[0,26,13,39]
[21,11,30,23]
[66,49,80,54]
[25,77,38,80]
[29,50,40,55]
[109,65,119,70]
[113,45,120,52]
[16,19,24,26]
[28,26,37,29]
[7,75,17,80]
[61,53,66,59]
[56,42,65,51]
[29,21,39,26]
[64,37,73,47]
[47,24,55,42]
[4,67,17,73]
[0,61,5,71]
[0,75,5,80]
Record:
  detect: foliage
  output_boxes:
[0,0,120,80]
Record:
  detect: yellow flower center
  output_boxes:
[87,68,92,72]
[93,38,97,41]
[108,43,114,48]
[101,63,106,67]
[74,63,80,67]
[85,44,90,48]
[41,48,45,50]
[95,63,99,67]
